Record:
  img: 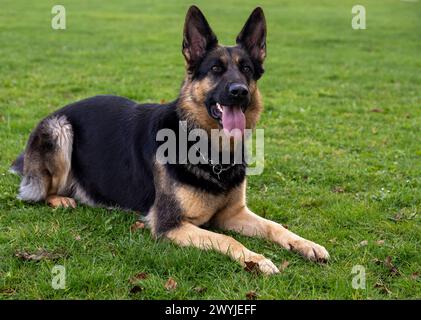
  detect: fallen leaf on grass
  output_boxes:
[129,272,148,284]
[246,290,258,300]
[262,184,268,193]
[15,249,65,262]
[359,240,368,247]
[279,260,290,272]
[244,261,259,273]
[390,212,403,222]
[410,272,419,280]
[332,186,345,193]
[376,240,385,245]
[130,221,145,232]
[193,286,207,294]
[384,256,393,268]
[129,285,143,294]
[164,277,177,291]
[374,281,392,295]
[384,256,400,276]
[370,108,384,113]
[0,288,16,296]
[389,209,418,222]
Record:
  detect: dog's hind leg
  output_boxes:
[18,115,76,208]
[45,195,76,208]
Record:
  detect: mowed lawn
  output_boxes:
[0,0,420,299]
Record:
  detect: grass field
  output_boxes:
[0,0,420,299]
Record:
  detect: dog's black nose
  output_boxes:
[228,83,249,98]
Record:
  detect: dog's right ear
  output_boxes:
[182,6,218,72]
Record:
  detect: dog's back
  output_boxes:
[12,95,178,212]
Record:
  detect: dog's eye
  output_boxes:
[242,66,252,74]
[211,65,223,73]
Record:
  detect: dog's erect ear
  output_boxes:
[236,7,267,63]
[182,6,218,71]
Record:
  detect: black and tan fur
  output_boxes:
[11,6,329,274]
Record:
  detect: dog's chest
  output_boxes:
[175,185,228,226]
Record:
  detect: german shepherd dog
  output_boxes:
[11,6,329,274]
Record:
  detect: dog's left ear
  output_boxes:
[182,6,218,72]
[236,7,267,63]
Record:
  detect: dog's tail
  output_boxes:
[10,152,24,176]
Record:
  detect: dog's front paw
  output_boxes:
[289,239,329,262]
[258,258,280,275]
[245,255,280,275]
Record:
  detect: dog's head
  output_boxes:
[179,6,266,137]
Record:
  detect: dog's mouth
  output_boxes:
[210,103,246,139]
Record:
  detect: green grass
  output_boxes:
[0,0,420,299]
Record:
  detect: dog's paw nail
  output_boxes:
[313,244,329,262]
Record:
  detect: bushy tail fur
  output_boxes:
[15,115,74,202]
[9,153,24,176]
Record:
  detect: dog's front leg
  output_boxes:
[164,221,280,275]
[213,206,329,262]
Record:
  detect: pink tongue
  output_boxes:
[221,105,246,139]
